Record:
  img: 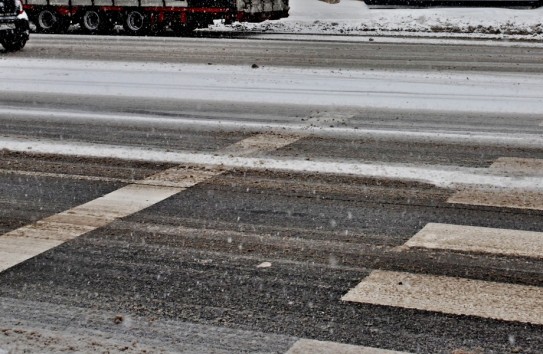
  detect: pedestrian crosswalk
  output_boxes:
[343,157,543,327]
[0,133,301,273]
[2,141,543,352]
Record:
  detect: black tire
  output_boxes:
[79,9,113,34]
[35,8,70,33]
[123,10,149,36]
[1,37,27,51]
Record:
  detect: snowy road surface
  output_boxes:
[0,35,542,353]
[2,58,543,114]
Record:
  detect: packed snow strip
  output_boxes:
[2,106,543,148]
[214,0,543,39]
[2,136,543,190]
[1,58,543,115]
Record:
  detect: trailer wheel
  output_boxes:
[35,9,70,33]
[80,9,112,34]
[123,10,149,36]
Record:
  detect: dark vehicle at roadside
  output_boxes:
[0,0,29,51]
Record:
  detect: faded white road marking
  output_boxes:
[490,157,543,175]
[222,134,300,156]
[139,166,223,188]
[0,134,301,273]
[404,223,543,259]
[342,270,543,325]
[0,185,181,272]
[447,157,543,210]
[448,188,543,211]
[285,339,409,354]
[2,136,543,190]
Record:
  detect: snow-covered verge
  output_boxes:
[211,0,543,39]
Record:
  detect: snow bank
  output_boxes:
[214,0,543,38]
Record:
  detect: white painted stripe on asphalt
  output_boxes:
[446,157,543,209]
[2,106,543,148]
[139,166,223,188]
[0,237,64,272]
[447,188,543,211]
[0,134,300,273]
[285,339,409,354]
[342,270,543,325]
[0,185,182,272]
[490,157,543,175]
[404,223,543,259]
[2,136,543,190]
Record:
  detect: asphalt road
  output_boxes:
[0,35,542,353]
[4,33,543,72]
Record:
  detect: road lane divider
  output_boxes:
[403,223,543,259]
[285,339,409,354]
[0,133,301,273]
[342,270,543,325]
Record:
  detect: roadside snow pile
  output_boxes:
[213,0,543,38]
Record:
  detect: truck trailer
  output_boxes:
[22,0,289,35]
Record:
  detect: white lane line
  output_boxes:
[490,157,543,175]
[342,270,543,325]
[0,134,301,273]
[447,188,543,211]
[285,339,409,354]
[2,106,543,148]
[404,223,543,259]
[2,136,543,190]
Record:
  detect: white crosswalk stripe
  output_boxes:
[342,270,543,325]
[404,223,543,259]
[285,339,410,354]
[447,157,543,210]
[490,157,543,175]
[447,188,543,210]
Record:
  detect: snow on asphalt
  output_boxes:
[3,135,543,190]
[1,58,543,115]
[212,0,543,38]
